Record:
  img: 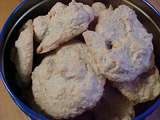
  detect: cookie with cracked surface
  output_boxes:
[14,20,33,86]
[92,2,106,16]
[32,43,105,119]
[83,5,153,82]
[37,0,95,54]
[113,67,160,104]
[33,15,50,42]
[33,2,66,42]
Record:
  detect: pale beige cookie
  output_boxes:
[95,5,113,31]
[96,5,153,46]
[113,67,160,104]
[33,2,66,42]
[33,15,50,42]
[94,84,135,120]
[37,0,95,54]
[32,43,105,119]
[83,5,153,82]
[95,5,113,33]
[92,2,106,16]
[48,2,67,17]
[15,20,33,86]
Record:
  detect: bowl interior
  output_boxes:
[2,0,160,119]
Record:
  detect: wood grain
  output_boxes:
[0,1,28,120]
[0,0,160,120]
[0,0,20,29]
[0,81,28,120]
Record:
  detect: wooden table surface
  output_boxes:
[0,1,28,120]
[0,0,160,120]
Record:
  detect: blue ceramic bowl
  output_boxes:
[0,0,160,120]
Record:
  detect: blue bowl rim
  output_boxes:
[0,0,160,120]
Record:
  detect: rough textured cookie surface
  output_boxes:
[15,20,33,86]
[37,0,95,54]
[33,2,66,42]
[113,67,160,104]
[92,2,106,15]
[33,15,50,42]
[32,43,105,119]
[83,5,153,82]
[48,2,67,17]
